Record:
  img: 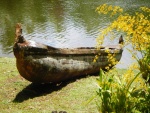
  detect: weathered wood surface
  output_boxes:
[13,23,123,83]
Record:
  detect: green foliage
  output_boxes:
[96,69,150,113]
[138,46,150,82]
[94,4,150,112]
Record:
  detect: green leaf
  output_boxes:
[127,72,141,92]
[99,68,105,82]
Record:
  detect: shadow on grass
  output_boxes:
[12,74,95,103]
[12,70,99,103]
[13,81,71,103]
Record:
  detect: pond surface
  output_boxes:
[0,0,149,68]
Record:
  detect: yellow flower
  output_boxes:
[105,66,110,70]
[105,48,110,53]
[93,59,96,63]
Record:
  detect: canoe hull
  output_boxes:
[15,49,122,83]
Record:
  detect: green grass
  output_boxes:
[0,57,99,113]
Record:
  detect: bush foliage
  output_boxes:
[94,4,150,113]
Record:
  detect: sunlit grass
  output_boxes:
[0,57,102,113]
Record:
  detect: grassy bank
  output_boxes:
[0,57,99,113]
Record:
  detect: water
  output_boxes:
[0,0,149,68]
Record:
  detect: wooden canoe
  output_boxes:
[13,23,123,83]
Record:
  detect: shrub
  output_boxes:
[93,4,150,113]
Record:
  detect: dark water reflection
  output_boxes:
[0,0,149,68]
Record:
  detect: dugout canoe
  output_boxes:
[13,23,123,83]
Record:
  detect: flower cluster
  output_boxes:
[96,4,123,16]
[96,4,150,80]
[140,7,150,13]
[96,4,150,51]
[105,53,118,70]
[122,63,147,90]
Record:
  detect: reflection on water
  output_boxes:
[0,0,149,68]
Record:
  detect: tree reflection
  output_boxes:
[0,0,65,55]
[0,0,149,56]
